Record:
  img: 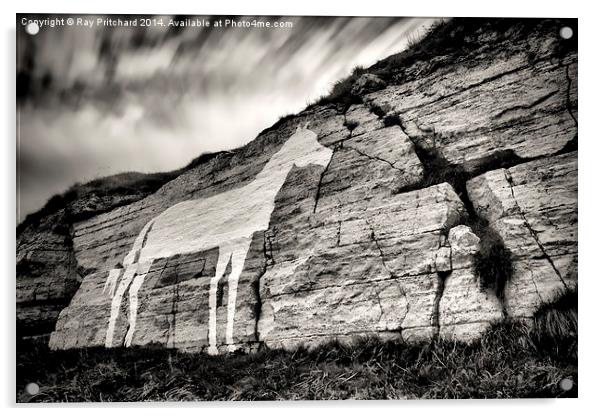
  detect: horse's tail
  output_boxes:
[103,218,155,297]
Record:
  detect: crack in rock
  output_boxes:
[168,262,180,348]
[335,203,342,247]
[527,267,544,304]
[364,219,411,332]
[563,59,578,128]
[341,142,405,173]
[364,220,396,279]
[312,141,342,214]
[251,231,277,344]
[253,236,267,344]
[430,271,451,337]
[493,90,559,120]
[263,230,276,266]
[374,288,385,322]
[503,169,569,291]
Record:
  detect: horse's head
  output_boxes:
[287,122,333,168]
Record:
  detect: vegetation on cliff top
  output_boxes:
[16,151,232,236]
[17,290,577,401]
[317,17,577,109]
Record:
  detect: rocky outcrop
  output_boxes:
[466,152,578,318]
[437,225,505,341]
[259,181,466,349]
[17,18,577,352]
[16,215,81,338]
[366,22,577,174]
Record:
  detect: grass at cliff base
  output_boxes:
[17,292,577,402]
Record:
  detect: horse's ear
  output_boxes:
[296,124,301,133]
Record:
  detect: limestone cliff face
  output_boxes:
[17,18,577,353]
[17,216,80,338]
[17,174,181,338]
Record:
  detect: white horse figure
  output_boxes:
[103,123,333,354]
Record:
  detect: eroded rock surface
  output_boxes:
[259,182,466,349]
[366,21,577,174]
[466,152,577,318]
[17,217,81,338]
[16,18,577,352]
[438,226,504,341]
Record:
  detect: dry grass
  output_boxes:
[316,66,366,109]
[17,291,577,402]
[17,171,178,235]
[314,17,577,109]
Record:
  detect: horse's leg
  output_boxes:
[104,268,123,297]
[105,219,155,347]
[105,264,137,347]
[123,261,153,347]
[225,237,252,352]
[208,248,231,355]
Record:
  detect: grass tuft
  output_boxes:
[530,289,578,362]
[343,119,359,132]
[316,66,366,109]
[473,223,514,298]
[400,140,515,300]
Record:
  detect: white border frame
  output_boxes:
[3,1,599,414]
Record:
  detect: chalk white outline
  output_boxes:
[103,124,333,353]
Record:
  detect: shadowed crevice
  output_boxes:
[431,271,451,337]
[312,147,338,214]
[564,61,578,128]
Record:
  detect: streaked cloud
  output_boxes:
[17,15,441,221]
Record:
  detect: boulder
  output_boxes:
[351,73,386,96]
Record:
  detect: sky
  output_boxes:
[16,15,440,222]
